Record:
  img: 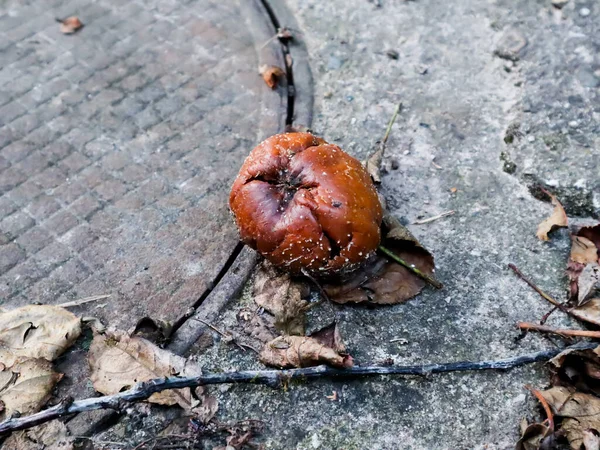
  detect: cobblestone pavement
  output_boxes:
[0,0,283,327]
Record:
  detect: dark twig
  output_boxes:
[0,342,595,435]
[508,264,572,315]
[518,322,600,339]
[301,268,330,303]
[378,245,443,289]
[540,306,559,325]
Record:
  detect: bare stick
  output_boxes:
[378,245,443,289]
[1,342,595,435]
[508,264,570,312]
[413,210,455,225]
[518,322,600,339]
[525,385,554,434]
[55,294,111,308]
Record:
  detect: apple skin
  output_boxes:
[229,133,383,276]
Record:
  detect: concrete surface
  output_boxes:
[183,0,598,448]
[1,0,599,448]
[0,0,284,329]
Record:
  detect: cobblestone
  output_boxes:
[0,0,281,331]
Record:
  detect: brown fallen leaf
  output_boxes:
[253,261,309,336]
[0,358,62,420]
[131,316,173,346]
[569,298,600,327]
[515,421,553,450]
[536,191,568,241]
[3,421,74,450]
[324,211,436,305]
[237,308,277,344]
[0,305,81,361]
[541,386,600,450]
[59,16,83,34]
[584,430,600,450]
[88,329,217,422]
[259,334,353,369]
[309,321,347,355]
[259,65,285,89]
[549,344,600,396]
[568,226,600,305]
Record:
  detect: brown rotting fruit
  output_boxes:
[229,132,383,276]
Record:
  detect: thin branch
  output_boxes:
[0,342,595,435]
[378,245,443,289]
[55,294,110,308]
[525,385,554,434]
[508,264,571,313]
[518,322,600,339]
[413,211,455,225]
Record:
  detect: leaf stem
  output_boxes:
[383,102,403,144]
[378,245,443,289]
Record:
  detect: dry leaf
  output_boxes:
[259,334,353,369]
[309,321,347,355]
[253,261,309,335]
[515,421,552,450]
[541,386,600,449]
[584,430,600,450]
[259,65,285,89]
[549,344,600,396]
[3,421,74,450]
[324,212,436,305]
[237,308,277,344]
[88,330,217,421]
[0,358,62,420]
[131,316,173,345]
[59,17,83,34]
[536,192,568,241]
[364,146,384,184]
[569,298,600,327]
[568,227,600,305]
[0,305,81,361]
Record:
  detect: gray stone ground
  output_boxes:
[1,0,599,448]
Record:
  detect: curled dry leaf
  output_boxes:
[59,16,83,34]
[549,344,600,396]
[309,321,347,355]
[324,212,436,305]
[364,146,384,184]
[253,261,309,336]
[88,330,217,422]
[515,421,553,450]
[0,358,62,420]
[541,386,600,450]
[0,305,81,361]
[131,316,173,345]
[259,65,285,89]
[260,334,352,370]
[568,226,600,305]
[3,421,73,450]
[260,322,352,369]
[536,192,568,241]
